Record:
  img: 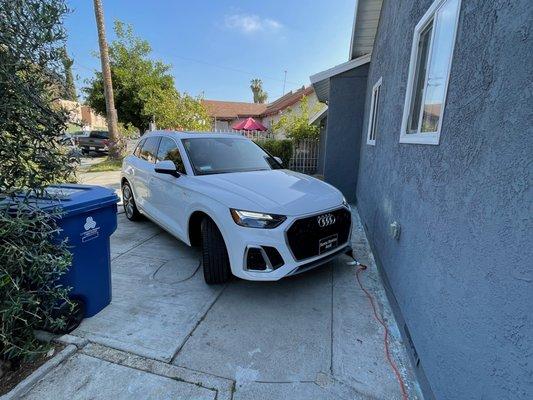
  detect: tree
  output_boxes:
[60,47,77,101]
[84,21,210,133]
[250,78,268,104]
[272,96,321,140]
[0,0,74,365]
[93,0,121,158]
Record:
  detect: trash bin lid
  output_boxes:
[25,184,119,217]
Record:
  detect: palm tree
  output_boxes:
[250,78,268,104]
[93,0,121,158]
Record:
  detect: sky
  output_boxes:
[65,0,355,103]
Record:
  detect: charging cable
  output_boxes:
[347,256,409,400]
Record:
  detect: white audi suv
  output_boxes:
[121,131,352,284]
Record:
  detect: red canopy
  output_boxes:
[231,117,267,131]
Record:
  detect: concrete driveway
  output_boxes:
[20,214,420,399]
[16,172,421,399]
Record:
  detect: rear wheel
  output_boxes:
[122,181,142,221]
[201,218,231,284]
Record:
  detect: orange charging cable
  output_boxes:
[355,263,409,400]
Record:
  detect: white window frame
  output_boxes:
[399,0,462,145]
[367,77,382,145]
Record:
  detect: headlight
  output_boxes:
[230,209,286,229]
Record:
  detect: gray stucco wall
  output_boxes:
[355,1,532,399]
[323,64,369,201]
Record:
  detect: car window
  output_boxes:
[182,137,281,175]
[156,137,186,174]
[89,131,109,139]
[139,137,160,163]
[133,138,145,157]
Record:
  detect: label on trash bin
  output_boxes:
[81,216,100,242]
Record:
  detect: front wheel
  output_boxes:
[201,218,231,284]
[122,181,142,221]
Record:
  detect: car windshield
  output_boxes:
[182,137,282,175]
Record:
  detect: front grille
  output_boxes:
[286,207,351,261]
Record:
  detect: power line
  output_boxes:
[153,52,303,87]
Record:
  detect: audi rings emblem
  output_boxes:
[317,213,336,228]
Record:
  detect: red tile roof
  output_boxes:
[203,86,315,120]
[202,100,267,120]
[263,86,314,116]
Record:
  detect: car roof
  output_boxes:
[142,131,248,140]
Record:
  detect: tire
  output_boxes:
[122,181,142,221]
[201,218,231,284]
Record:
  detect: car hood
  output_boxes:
[194,170,344,216]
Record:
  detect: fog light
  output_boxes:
[245,246,285,271]
[246,248,267,271]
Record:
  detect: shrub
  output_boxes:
[0,0,74,365]
[271,96,321,140]
[118,122,139,139]
[0,204,72,362]
[256,139,293,166]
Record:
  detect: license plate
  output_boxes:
[319,234,338,254]
[89,146,96,150]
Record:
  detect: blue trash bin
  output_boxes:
[42,184,119,318]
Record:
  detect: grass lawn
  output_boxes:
[86,157,123,173]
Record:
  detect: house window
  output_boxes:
[400,0,462,145]
[367,77,382,145]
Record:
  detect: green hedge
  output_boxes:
[255,139,293,166]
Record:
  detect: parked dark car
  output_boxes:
[76,130,110,154]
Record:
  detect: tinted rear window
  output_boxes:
[89,131,109,139]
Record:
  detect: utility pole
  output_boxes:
[282,70,287,95]
[93,0,121,158]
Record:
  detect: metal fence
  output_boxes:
[213,129,320,175]
[289,139,320,175]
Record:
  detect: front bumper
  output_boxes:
[223,205,352,281]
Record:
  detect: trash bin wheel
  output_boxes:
[201,218,231,284]
[122,181,142,221]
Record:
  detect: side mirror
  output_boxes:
[154,160,180,177]
[274,156,283,165]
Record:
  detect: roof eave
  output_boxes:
[309,54,371,103]
[349,0,383,60]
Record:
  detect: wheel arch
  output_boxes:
[188,210,212,247]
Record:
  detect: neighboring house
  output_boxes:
[260,86,318,132]
[201,100,266,131]
[56,99,108,131]
[310,1,531,399]
[202,86,318,137]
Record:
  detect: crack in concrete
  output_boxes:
[169,282,229,364]
[111,231,162,261]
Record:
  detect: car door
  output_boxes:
[125,137,145,192]
[150,136,190,240]
[133,136,161,215]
